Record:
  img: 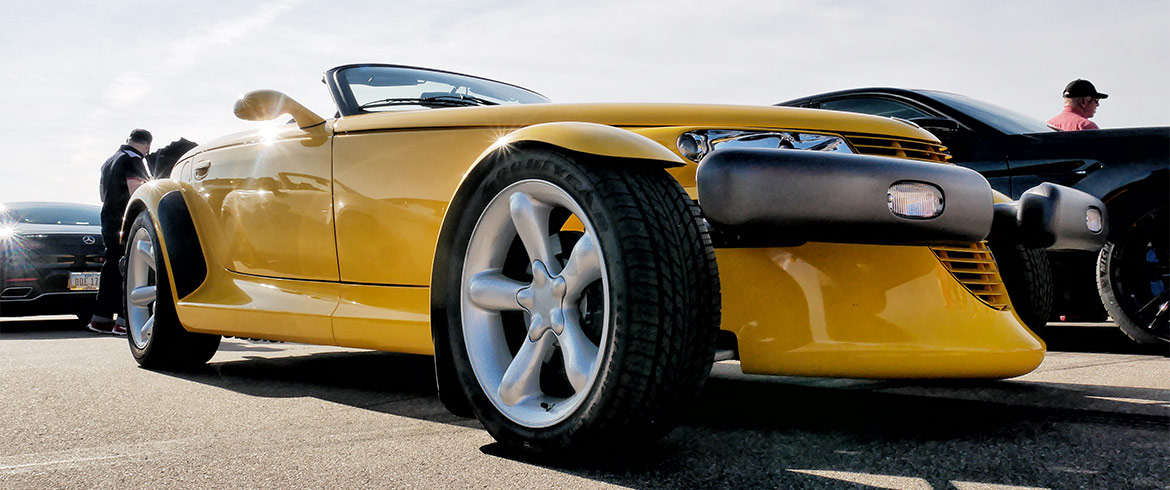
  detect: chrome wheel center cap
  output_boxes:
[517,260,567,341]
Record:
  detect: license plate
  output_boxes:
[68,272,101,291]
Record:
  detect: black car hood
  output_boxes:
[1011,126,1170,161]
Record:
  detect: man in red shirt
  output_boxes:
[1048,79,1107,131]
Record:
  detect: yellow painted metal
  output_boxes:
[332,128,490,286]
[719,243,1044,379]
[491,122,685,165]
[182,123,339,281]
[176,269,338,344]
[331,103,937,143]
[126,178,337,343]
[332,284,433,355]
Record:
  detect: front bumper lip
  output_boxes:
[696,148,995,247]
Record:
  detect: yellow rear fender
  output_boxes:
[122,179,183,245]
[123,181,209,303]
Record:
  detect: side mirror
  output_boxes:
[233,89,325,129]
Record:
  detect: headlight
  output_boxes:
[676,129,854,162]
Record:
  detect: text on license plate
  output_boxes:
[68,272,101,291]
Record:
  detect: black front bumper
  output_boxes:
[1,291,96,317]
[695,148,1107,250]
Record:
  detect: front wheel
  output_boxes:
[1098,206,1168,344]
[988,242,1053,337]
[125,212,220,368]
[442,147,720,452]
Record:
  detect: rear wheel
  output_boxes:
[1098,206,1168,344]
[442,147,720,452]
[125,212,220,368]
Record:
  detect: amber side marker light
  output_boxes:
[1086,207,1103,233]
[887,181,944,219]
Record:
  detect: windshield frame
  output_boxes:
[325,64,550,117]
[918,90,1054,135]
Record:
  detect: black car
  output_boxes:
[1,202,105,320]
[779,88,1169,343]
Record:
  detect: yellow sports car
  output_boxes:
[121,64,1106,452]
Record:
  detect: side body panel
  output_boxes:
[184,125,338,281]
[170,125,339,342]
[332,128,493,286]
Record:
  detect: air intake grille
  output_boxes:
[845,135,950,163]
[930,242,1010,310]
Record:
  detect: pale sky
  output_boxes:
[1,0,1167,204]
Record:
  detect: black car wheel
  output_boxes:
[989,242,1053,337]
[440,147,720,452]
[1098,206,1169,344]
[125,212,221,368]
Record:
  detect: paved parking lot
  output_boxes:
[1,317,1166,489]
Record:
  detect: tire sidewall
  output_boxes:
[1097,205,1168,343]
[125,212,180,362]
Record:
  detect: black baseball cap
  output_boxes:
[128,128,153,144]
[1063,79,1108,99]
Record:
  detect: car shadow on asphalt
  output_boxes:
[156,350,474,427]
[485,374,1169,488]
[148,347,1168,488]
[0,317,94,339]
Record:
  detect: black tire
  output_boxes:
[440,146,720,453]
[988,242,1054,336]
[1098,206,1168,344]
[124,212,220,368]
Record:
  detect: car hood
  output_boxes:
[1012,126,1170,161]
[192,103,939,156]
[11,223,102,236]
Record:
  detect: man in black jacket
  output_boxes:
[87,129,152,335]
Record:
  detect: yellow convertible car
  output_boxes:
[121,64,1106,452]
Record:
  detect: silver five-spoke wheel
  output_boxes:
[462,180,609,428]
[126,226,157,350]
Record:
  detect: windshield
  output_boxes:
[1,203,100,226]
[920,90,1054,135]
[338,65,549,113]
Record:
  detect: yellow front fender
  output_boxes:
[490,121,686,167]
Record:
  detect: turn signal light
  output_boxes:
[1086,207,1103,233]
[887,181,944,219]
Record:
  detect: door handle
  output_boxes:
[193,161,211,180]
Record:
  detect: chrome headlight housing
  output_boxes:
[676,129,854,162]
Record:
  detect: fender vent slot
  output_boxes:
[845,135,951,163]
[930,242,1010,310]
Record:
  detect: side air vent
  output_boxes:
[929,242,1010,310]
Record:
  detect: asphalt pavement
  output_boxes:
[0,317,1166,489]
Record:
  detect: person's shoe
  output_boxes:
[86,320,116,334]
[111,324,127,336]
